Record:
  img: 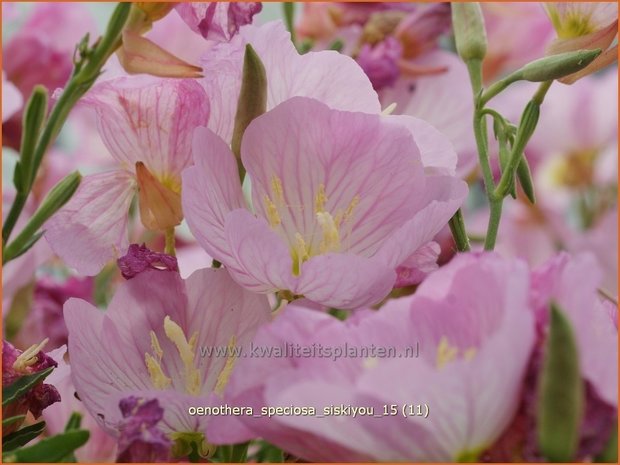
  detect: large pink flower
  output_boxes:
[45,76,209,275]
[63,268,271,443]
[208,253,535,461]
[183,97,467,308]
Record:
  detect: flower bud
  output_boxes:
[136,162,183,231]
[519,48,602,82]
[452,3,487,62]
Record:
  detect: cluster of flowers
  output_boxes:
[1,2,617,462]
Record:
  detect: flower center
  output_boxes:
[13,339,49,373]
[435,336,477,369]
[262,177,360,276]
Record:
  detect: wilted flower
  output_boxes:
[175,2,262,41]
[2,340,60,435]
[117,243,179,280]
[183,97,467,308]
[45,76,209,275]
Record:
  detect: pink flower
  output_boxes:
[63,268,270,451]
[356,37,403,90]
[45,76,209,275]
[175,2,262,41]
[201,21,381,144]
[380,51,478,177]
[183,97,467,308]
[117,244,179,280]
[209,252,535,461]
[44,346,117,462]
[2,71,22,122]
[15,276,94,351]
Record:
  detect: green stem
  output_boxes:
[448,209,470,252]
[164,228,176,256]
[484,199,503,250]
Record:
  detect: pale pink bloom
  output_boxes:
[2,71,22,122]
[531,252,617,407]
[380,51,478,177]
[209,253,535,461]
[481,3,555,81]
[356,37,403,90]
[183,97,467,308]
[201,21,381,144]
[45,76,209,275]
[64,268,270,441]
[44,346,117,463]
[175,2,261,41]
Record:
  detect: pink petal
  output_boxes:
[45,170,135,275]
[394,241,440,287]
[181,127,245,262]
[293,253,396,309]
[81,76,209,178]
[2,72,22,121]
[374,175,468,268]
[201,21,380,142]
[223,209,294,293]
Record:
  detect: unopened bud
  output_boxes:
[519,49,602,82]
[452,3,487,62]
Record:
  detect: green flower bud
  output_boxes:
[452,3,487,62]
[520,49,601,82]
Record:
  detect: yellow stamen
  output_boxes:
[150,331,164,360]
[291,232,310,276]
[13,339,49,373]
[315,184,328,213]
[381,102,397,115]
[463,347,477,362]
[214,335,238,395]
[163,316,201,395]
[316,211,341,254]
[342,195,360,224]
[436,336,459,369]
[271,175,284,202]
[264,195,281,227]
[145,353,172,389]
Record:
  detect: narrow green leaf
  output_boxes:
[2,415,26,428]
[3,430,89,463]
[282,3,296,44]
[5,231,45,262]
[19,86,49,192]
[537,303,583,462]
[230,44,267,180]
[2,421,46,451]
[2,366,55,406]
[64,412,83,432]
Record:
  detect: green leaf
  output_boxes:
[2,366,55,406]
[516,157,536,203]
[230,44,267,180]
[282,2,296,44]
[19,86,49,193]
[537,303,583,462]
[3,430,89,463]
[5,231,45,262]
[64,412,82,432]
[2,415,26,428]
[2,421,46,451]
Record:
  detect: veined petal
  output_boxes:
[81,75,209,180]
[45,170,135,276]
[241,97,426,258]
[182,127,245,262]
